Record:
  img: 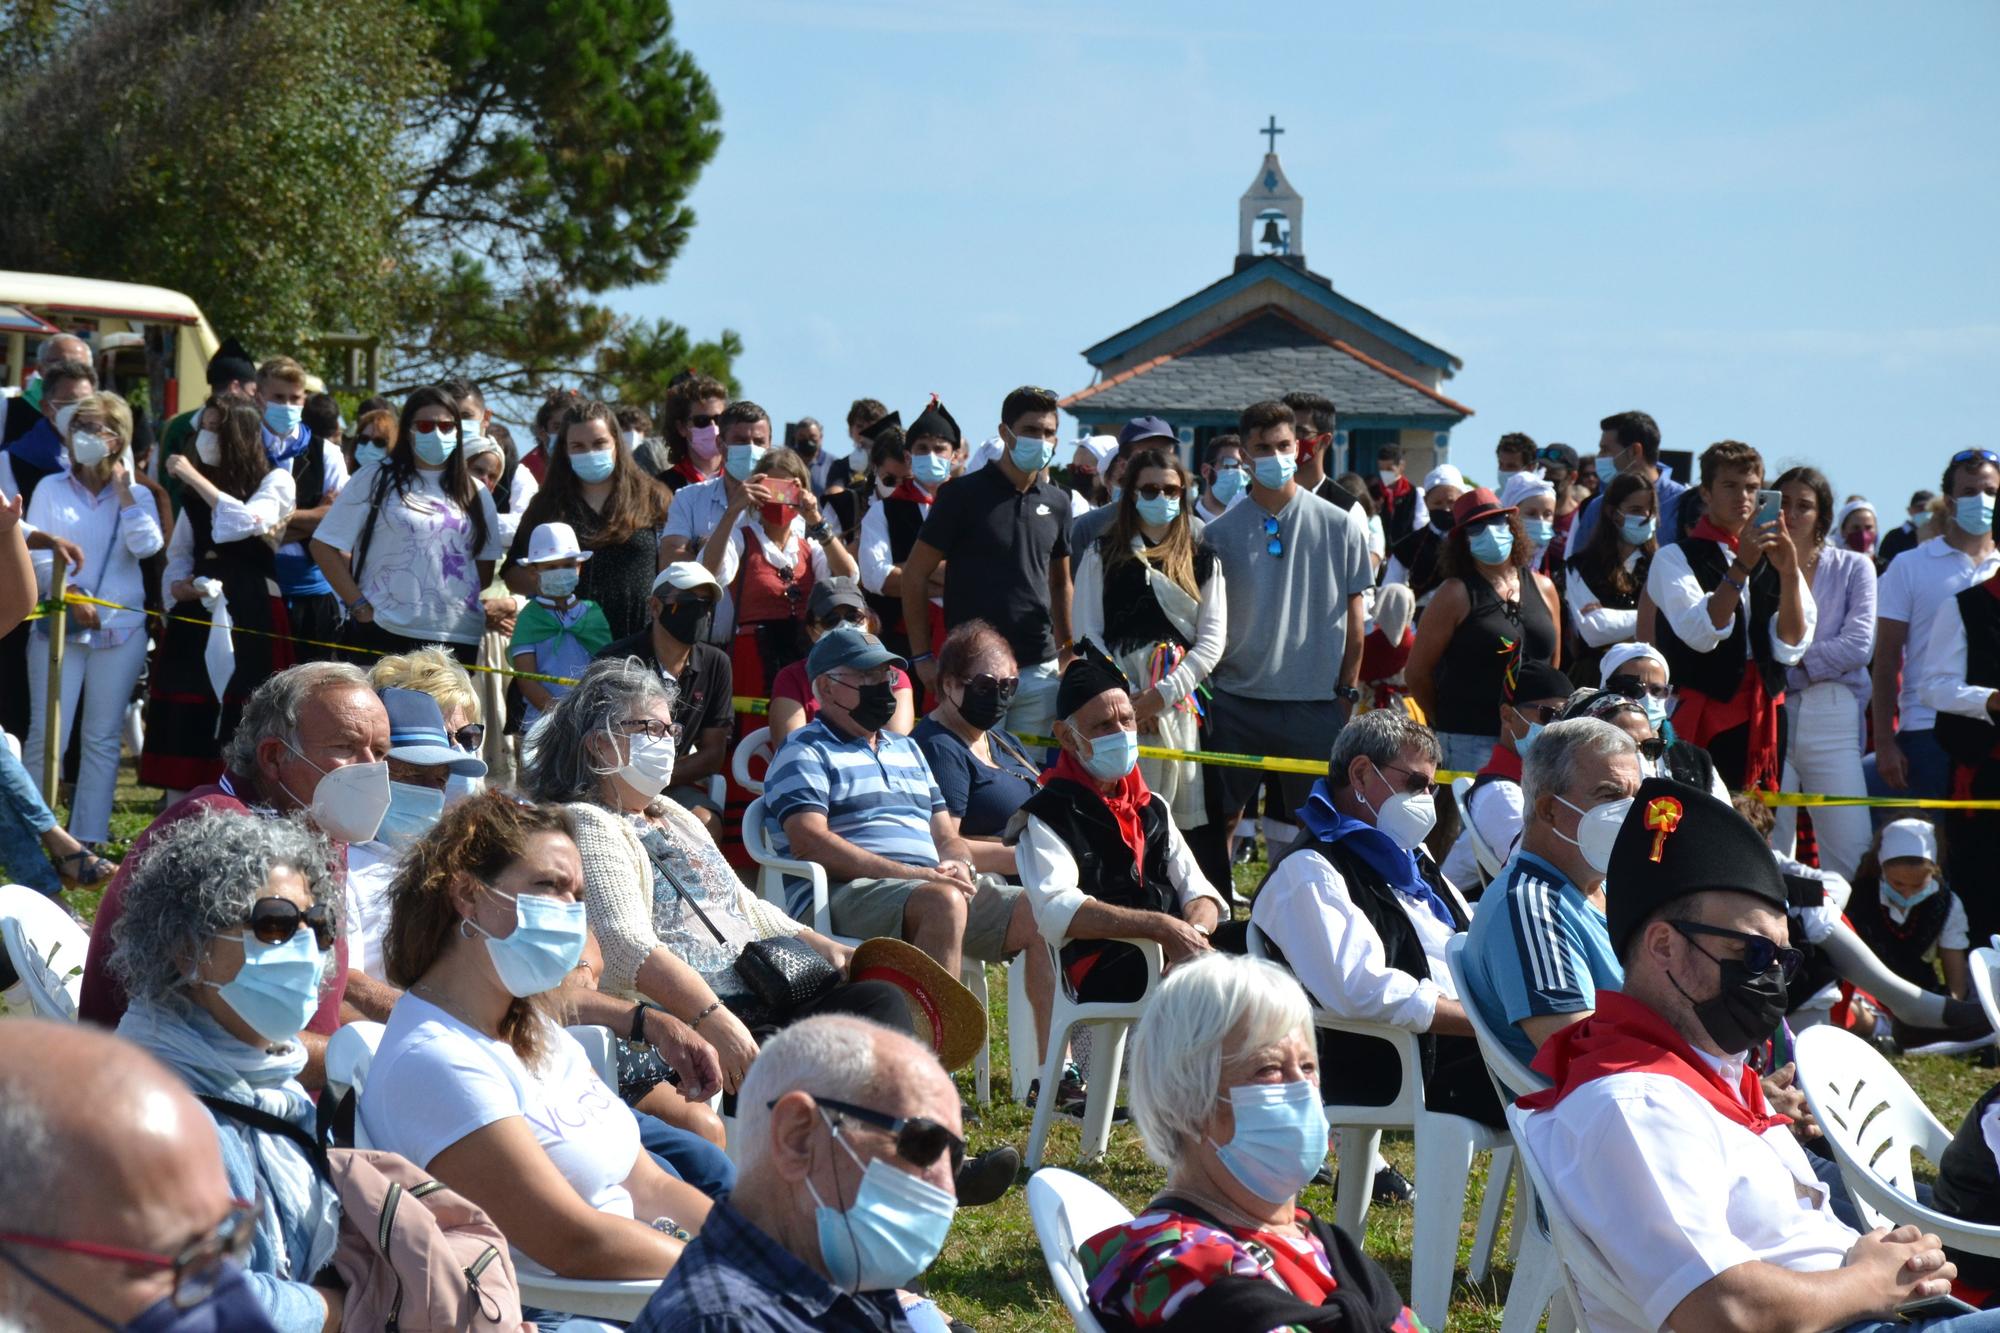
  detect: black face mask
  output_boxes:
[1670,942,1787,1055]
[1428,506,1455,532]
[658,600,712,645]
[844,679,898,733]
[952,679,1012,731]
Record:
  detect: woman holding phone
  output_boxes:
[696,446,857,696]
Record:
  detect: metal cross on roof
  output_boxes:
[1260,115,1284,154]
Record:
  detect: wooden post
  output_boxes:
[41,559,67,797]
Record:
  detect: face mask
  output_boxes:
[689,422,721,461]
[617,732,679,799]
[875,477,898,500]
[1523,517,1555,549]
[1641,695,1669,730]
[621,428,643,451]
[952,680,1009,732]
[69,429,110,468]
[1009,434,1056,474]
[1136,494,1180,526]
[570,448,615,483]
[1106,485,1124,507]
[726,443,766,481]
[1079,726,1139,782]
[1468,523,1514,564]
[843,679,899,733]
[539,567,579,599]
[1844,528,1876,554]
[1553,793,1633,875]
[52,402,80,437]
[195,429,222,466]
[469,888,587,998]
[1618,514,1658,546]
[809,1114,957,1292]
[444,772,479,806]
[1358,760,1437,851]
[1208,1080,1328,1204]
[1427,506,1454,532]
[1509,708,1544,756]
[355,441,388,469]
[6,1253,277,1332]
[911,452,952,487]
[761,502,798,529]
[1955,493,1996,536]
[1594,454,1621,485]
[1378,469,1399,489]
[378,780,446,849]
[413,424,459,466]
[280,743,391,844]
[262,401,303,438]
[1252,452,1296,490]
[1882,876,1941,913]
[206,927,323,1044]
[1670,940,1787,1055]
[658,600,713,644]
[1210,466,1247,505]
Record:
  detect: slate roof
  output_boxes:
[1062,305,1473,422]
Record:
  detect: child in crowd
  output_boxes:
[1847,818,1973,1052]
[509,521,611,731]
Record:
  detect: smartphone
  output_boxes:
[1755,488,1784,530]
[763,478,801,505]
[1896,1292,1979,1320]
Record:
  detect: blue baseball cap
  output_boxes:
[806,626,904,681]
[1117,416,1176,449]
[379,687,487,776]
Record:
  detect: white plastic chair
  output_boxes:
[565,1025,619,1087]
[1795,1024,2000,1262]
[731,725,774,796]
[1025,937,1165,1171]
[1450,775,1506,881]
[1970,941,2000,1037]
[1027,1168,1131,1333]
[1506,1103,1655,1331]
[0,885,90,1020]
[1248,922,1507,1332]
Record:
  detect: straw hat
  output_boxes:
[848,937,989,1072]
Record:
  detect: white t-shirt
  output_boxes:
[1878,535,2000,732]
[359,995,641,1265]
[315,463,505,645]
[343,840,398,978]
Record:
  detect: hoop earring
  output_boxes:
[458,916,478,940]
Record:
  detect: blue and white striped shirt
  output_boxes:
[1461,850,1624,1067]
[763,719,945,914]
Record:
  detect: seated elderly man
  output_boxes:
[1460,716,1640,1069]
[763,625,1050,999]
[630,1015,963,1333]
[1519,779,1981,1333]
[0,1019,280,1331]
[1440,660,1573,888]
[1250,707,1497,1128]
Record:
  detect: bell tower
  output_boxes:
[1237,115,1305,274]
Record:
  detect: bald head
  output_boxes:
[37,336,89,373]
[0,1022,235,1326]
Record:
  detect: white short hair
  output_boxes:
[734,1015,884,1164]
[1127,954,1314,1168]
[1521,716,1635,812]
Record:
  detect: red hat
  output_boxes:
[1451,486,1516,530]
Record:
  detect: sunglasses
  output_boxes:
[1606,675,1671,701]
[1511,702,1562,725]
[356,435,388,449]
[1375,760,1438,798]
[687,412,719,428]
[1135,483,1184,501]
[821,608,866,628]
[1263,513,1283,558]
[1673,921,1804,981]
[452,723,486,752]
[803,1095,966,1173]
[246,897,335,950]
[617,717,683,742]
[959,673,1019,703]
[1637,736,1667,762]
[411,419,458,436]
[0,1197,259,1311]
[1951,448,2000,467]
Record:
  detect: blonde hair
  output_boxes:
[369,647,480,725]
[69,392,133,449]
[256,355,307,389]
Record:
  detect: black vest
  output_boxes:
[1259,835,1467,1108]
[288,429,328,510]
[864,497,930,639]
[1654,537,1785,701]
[1848,874,1952,993]
[1389,525,1445,600]
[1936,583,2000,766]
[1020,778,1176,918]
[1936,1084,2000,1290]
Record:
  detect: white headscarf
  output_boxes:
[1599,641,1669,686]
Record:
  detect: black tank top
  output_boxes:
[1433,571,1557,736]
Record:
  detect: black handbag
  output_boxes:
[640,831,840,1027]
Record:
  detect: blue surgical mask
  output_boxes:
[1882,876,1941,914]
[570,447,615,483]
[1618,514,1657,546]
[1511,708,1544,756]
[1594,454,1620,485]
[1009,434,1056,474]
[1468,523,1514,564]
[1641,695,1669,731]
[1955,493,1995,537]
[355,442,388,470]
[444,772,479,806]
[207,927,323,1044]
[413,425,458,466]
[1080,727,1139,782]
[726,442,766,481]
[539,567,579,598]
[378,779,445,849]
[1210,465,1246,505]
[2,1253,280,1333]
[262,401,303,438]
[1524,517,1555,549]
[469,888,587,997]
[810,1113,958,1292]
[1136,494,1180,526]
[1209,1080,1328,1204]
[911,452,952,487]
[1252,452,1296,491]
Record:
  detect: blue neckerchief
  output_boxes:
[263,423,310,464]
[1297,780,1455,926]
[6,417,63,473]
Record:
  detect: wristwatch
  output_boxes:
[806,520,832,542]
[1335,685,1361,703]
[628,1003,649,1044]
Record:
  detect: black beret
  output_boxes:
[1056,640,1132,721]
[1508,660,1572,704]
[906,395,961,447]
[1605,777,1786,956]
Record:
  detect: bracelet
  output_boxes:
[650,1216,694,1242]
[628,1003,649,1044]
[908,652,933,665]
[1723,576,1747,597]
[691,999,724,1029]
[346,596,371,613]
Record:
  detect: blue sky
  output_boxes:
[614,1,1999,513]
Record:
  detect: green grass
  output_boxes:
[18,768,1997,1332]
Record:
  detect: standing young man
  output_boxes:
[902,386,1074,742]
[1878,488,1937,569]
[1569,410,1684,550]
[659,399,774,647]
[255,356,348,660]
[1196,434,1247,523]
[1370,441,1420,544]
[859,397,957,666]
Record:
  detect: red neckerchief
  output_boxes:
[1688,514,1742,551]
[1044,751,1152,875]
[1376,475,1412,505]
[888,479,935,508]
[1518,991,1790,1135]
[1674,516,1782,789]
[673,457,711,488]
[1477,744,1522,783]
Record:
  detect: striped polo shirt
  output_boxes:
[1461,849,1624,1067]
[763,719,945,916]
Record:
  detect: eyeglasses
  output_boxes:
[1135,483,1184,501]
[451,723,486,752]
[1951,449,2000,467]
[687,412,718,428]
[1606,675,1671,701]
[1672,921,1804,981]
[796,1095,966,1173]
[1375,760,1438,798]
[410,419,458,436]
[1263,514,1283,558]
[246,898,335,951]
[821,608,866,628]
[617,717,683,742]
[0,1196,259,1311]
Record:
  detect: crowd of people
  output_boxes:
[2,326,2000,1332]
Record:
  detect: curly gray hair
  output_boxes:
[219,661,373,776]
[107,809,339,1009]
[519,656,679,805]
